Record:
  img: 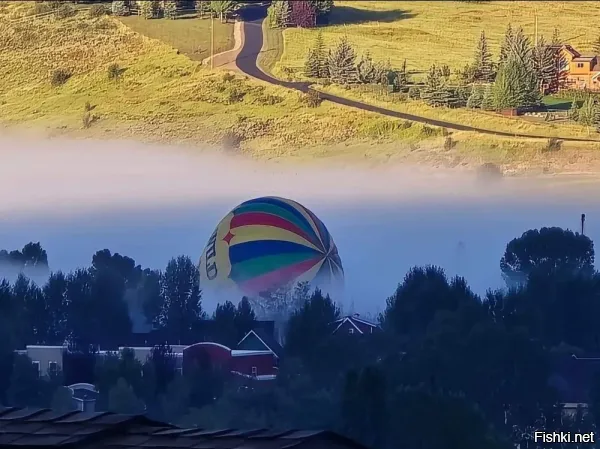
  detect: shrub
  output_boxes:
[420,125,437,137]
[408,86,421,100]
[222,72,235,82]
[55,4,75,19]
[477,162,503,180]
[84,101,93,112]
[51,68,71,87]
[253,94,283,106]
[543,138,562,153]
[107,63,122,81]
[226,87,245,104]
[301,89,322,107]
[89,4,109,17]
[443,136,455,150]
[33,2,53,15]
[82,112,93,129]
[222,130,243,150]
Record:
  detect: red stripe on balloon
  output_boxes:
[239,257,323,295]
[230,212,316,245]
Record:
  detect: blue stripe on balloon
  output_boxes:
[229,240,321,265]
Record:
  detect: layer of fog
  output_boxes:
[1,135,599,315]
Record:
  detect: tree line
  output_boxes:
[2,226,600,449]
[303,22,600,129]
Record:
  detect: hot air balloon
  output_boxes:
[199,196,343,296]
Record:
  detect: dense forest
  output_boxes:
[1,226,600,449]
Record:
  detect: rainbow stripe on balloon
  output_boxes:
[224,197,343,295]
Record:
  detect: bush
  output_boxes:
[477,162,503,180]
[222,72,235,83]
[107,63,122,81]
[543,138,562,153]
[33,2,54,15]
[82,112,93,129]
[226,87,245,104]
[51,68,71,87]
[55,4,75,19]
[89,4,109,17]
[222,130,243,150]
[301,89,322,108]
[408,86,421,100]
[443,136,455,150]
[253,94,283,106]
[84,101,93,112]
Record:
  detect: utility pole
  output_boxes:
[581,213,586,235]
[210,12,215,69]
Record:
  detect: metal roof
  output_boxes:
[0,408,369,449]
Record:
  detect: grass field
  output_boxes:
[2,1,600,175]
[118,15,234,62]
[276,1,600,78]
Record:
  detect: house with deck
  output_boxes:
[560,45,600,91]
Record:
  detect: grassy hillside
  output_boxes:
[2,1,600,175]
[277,1,600,77]
[0,2,435,159]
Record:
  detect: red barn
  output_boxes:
[183,342,278,380]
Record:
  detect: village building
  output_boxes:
[560,45,600,91]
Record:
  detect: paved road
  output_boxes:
[236,8,599,143]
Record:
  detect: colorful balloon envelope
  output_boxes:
[199,196,344,296]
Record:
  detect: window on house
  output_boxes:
[32,361,40,377]
[251,366,258,376]
[348,328,354,334]
[577,63,584,68]
[48,361,58,375]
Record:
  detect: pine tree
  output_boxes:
[163,0,177,19]
[313,0,333,23]
[473,31,495,82]
[466,84,485,108]
[314,31,328,78]
[304,49,320,78]
[532,36,557,93]
[481,83,494,110]
[195,0,210,18]
[569,99,579,122]
[492,58,540,109]
[280,0,292,27]
[357,51,377,84]
[578,96,597,128]
[499,23,514,65]
[111,0,129,15]
[139,0,158,19]
[328,36,359,84]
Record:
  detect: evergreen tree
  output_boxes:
[481,83,494,110]
[314,31,328,78]
[111,0,130,16]
[532,36,556,93]
[466,84,485,108]
[139,0,159,19]
[328,36,359,84]
[313,0,333,18]
[578,96,598,128]
[163,0,177,19]
[569,99,579,122]
[492,58,541,109]
[195,0,210,18]
[304,49,320,78]
[473,31,495,83]
[280,0,292,27]
[357,51,377,84]
[499,23,514,65]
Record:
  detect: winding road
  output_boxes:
[235,7,599,143]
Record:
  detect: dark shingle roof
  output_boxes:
[0,408,368,449]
